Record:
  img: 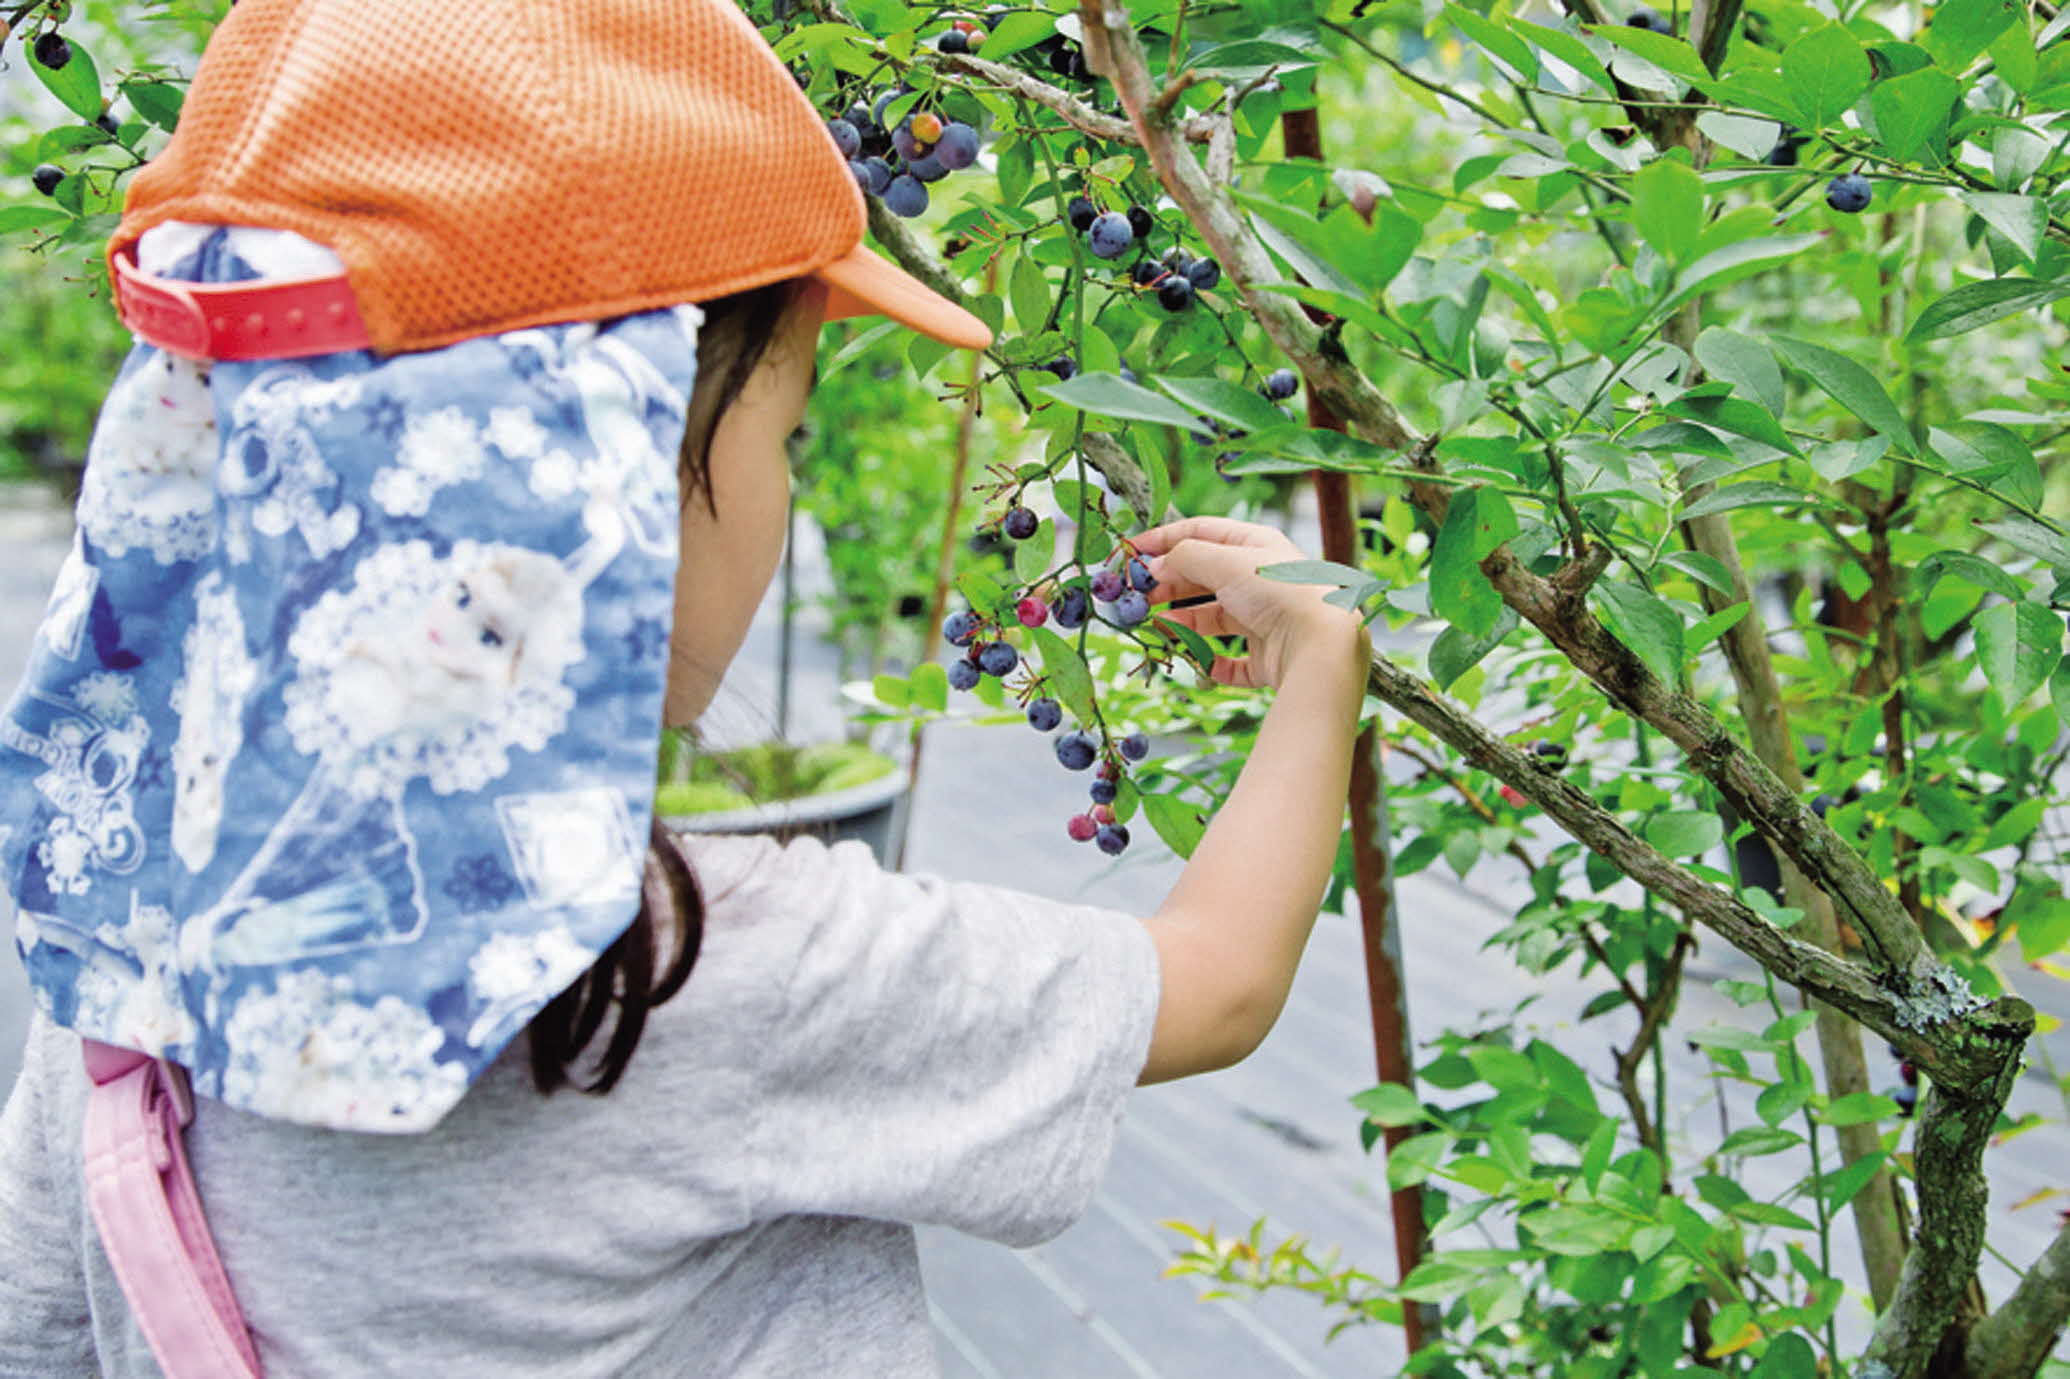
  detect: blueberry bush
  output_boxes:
[8,0,2070,1373]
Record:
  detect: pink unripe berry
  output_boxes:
[1016,595,1049,627]
[1067,813,1098,842]
[1090,803,1115,825]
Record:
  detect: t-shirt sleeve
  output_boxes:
[0,1013,97,1378]
[744,836,1160,1248]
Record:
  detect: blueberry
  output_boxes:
[857,157,894,195]
[1090,569,1126,602]
[948,659,981,691]
[1126,556,1154,592]
[1826,173,1871,213]
[95,112,121,137]
[1111,590,1149,627]
[1893,1082,1917,1117]
[937,28,969,52]
[1120,731,1150,761]
[935,122,980,170]
[33,31,71,70]
[873,89,903,125]
[31,164,64,197]
[1095,823,1131,855]
[1027,697,1063,732]
[1530,739,1569,768]
[846,102,874,129]
[943,609,980,647]
[827,118,862,159]
[1054,586,1090,629]
[1157,276,1196,312]
[1047,356,1077,381]
[1067,196,1098,233]
[1087,211,1134,260]
[1262,368,1298,401]
[892,123,924,162]
[1089,778,1117,805]
[1765,136,1804,166]
[1067,813,1099,842]
[1003,505,1039,540]
[1899,1060,1917,1086]
[1811,793,1838,817]
[1185,257,1221,291]
[1126,204,1154,240]
[883,175,929,217]
[848,159,873,192]
[1118,365,1138,384]
[1056,730,1097,771]
[978,641,1019,676]
[906,152,950,183]
[1130,259,1163,287]
[1625,8,1670,30]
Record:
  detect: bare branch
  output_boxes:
[1964,1224,2070,1379]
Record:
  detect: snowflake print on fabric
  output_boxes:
[371,407,488,517]
[441,853,523,914]
[622,615,668,664]
[463,924,592,1047]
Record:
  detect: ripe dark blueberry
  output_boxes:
[1027,697,1063,732]
[1112,590,1149,627]
[1826,173,1872,213]
[1893,1082,1918,1117]
[1067,195,1097,233]
[1048,41,1075,74]
[848,160,873,193]
[846,102,874,128]
[95,112,121,137]
[1262,368,1298,401]
[883,175,929,218]
[31,164,64,197]
[1130,259,1162,288]
[873,89,903,125]
[977,641,1019,676]
[1054,586,1090,629]
[937,28,969,52]
[943,609,980,647]
[1016,595,1049,627]
[1089,778,1117,805]
[1126,556,1153,592]
[1087,211,1134,260]
[1530,739,1569,768]
[1811,793,1839,818]
[827,118,862,159]
[1042,357,1078,383]
[1090,569,1125,602]
[33,31,72,69]
[1157,276,1196,312]
[1056,731,1097,771]
[947,659,981,692]
[1765,135,1805,166]
[1125,204,1153,240]
[1161,245,1189,268]
[1120,731,1150,761]
[1184,257,1221,291]
[1002,504,1038,539]
[891,122,926,162]
[906,152,950,183]
[1067,813,1099,842]
[856,157,894,195]
[1095,823,1131,855]
[1625,8,1669,31]
[935,122,980,170]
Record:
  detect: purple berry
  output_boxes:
[33,31,71,69]
[1126,556,1153,592]
[1126,205,1153,240]
[1055,731,1097,771]
[883,175,929,217]
[827,118,862,159]
[1120,731,1149,761]
[1262,368,1298,401]
[1089,778,1117,805]
[906,153,950,183]
[1087,211,1134,260]
[1054,586,1089,629]
[856,157,894,195]
[1826,173,1872,213]
[1090,569,1125,602]
[936,122,980,170]
[892,121,925,162]
[1067,813,1099,842]
[1158,276,1195,312]
[1048,357,1078,381]
[937,28,969,52]
[1003,505,1039,540]
[978,641,1019,676]
[1095,823,1131,855]
[1893,1082,1918,1117]
[1111,590,1149,627]
[1067,196,1098,232]
[1130,260,1162,288]
[943,609,979,647]
[1027,697,1063,732]
[1185,257,1221,291]
[31,164,64,196]
[1016,595,1049,627]
[948,659,981,692]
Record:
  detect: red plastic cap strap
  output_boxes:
[112,245,373,361]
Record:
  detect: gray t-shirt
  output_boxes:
[0,831,1161,1378]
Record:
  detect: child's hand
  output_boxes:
[1125,516,1364,691]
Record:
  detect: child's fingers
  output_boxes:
[1153,535,1266,603]
[1125,515,1283,559]
[1154,600,1245,640]
[1206,654,1264,690]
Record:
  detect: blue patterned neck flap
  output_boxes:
[2,224,698,1132]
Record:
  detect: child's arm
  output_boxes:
[1123,517,1372,1085]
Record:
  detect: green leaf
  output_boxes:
[975,11,1055,60]
[1773,337,1917,455]
[1958,192,2047,266]
[1717,1126,1804,1157]
[29,36,102,120]
[909,661,949,712]
[1694,327,1785,416]
[1591,23,1711,80]
[1429,608,1520,689]
[1972,601,2062,711]
[1352,1082,1431,1128]
[1140,793,1206,860]
[1908,279,2070,342]
[1756,1078,1811,1126]
[1235,194,1365,299]
[1009,252,1051,335]
[1027,625,1097,723]
[120,77,185,130]
[1665,236,1824,313]
[1153,374,1289,434]
[956,569,1007,618]
[1668,395,1796,455]
[1429,488,1515,638]
[1870,67,1960,160]
[1976,516,2070,570]
[1387,1130,1452,1190]
[872,672,910,708]
[1446,4,1540,81]
[1810,1151,1889,1209]
[1258,559,1373,588]
[1680,481,1823,521]
[819,319,903,381]
[1013,521,1052,583]
[1924,0,2022,71]
[1590,579,1686,684]
[1662,549,1736,595]
[1644,810,1724,856]
[0,204,71,234]
[1817,1091,1903,1125]
[1041,372,1205,431]
[1781,25,1871,128]
[1913,550,2025,599]
[1631,158,1704,264]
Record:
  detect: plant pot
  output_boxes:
[657,739,910,868]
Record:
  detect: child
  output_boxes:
[0,1,1370,1375]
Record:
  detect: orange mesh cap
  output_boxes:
[109,0,992,355]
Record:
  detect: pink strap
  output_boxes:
[81,1038,264,1379]
[110,244,373,362]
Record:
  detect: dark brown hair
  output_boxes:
[527,277,806,1095]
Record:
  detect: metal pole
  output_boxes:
[778,494,795,741]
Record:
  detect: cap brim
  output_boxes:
[815,243,992,350]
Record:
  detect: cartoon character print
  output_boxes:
[28,892,199,1055]
[169,572,259,873]
[0,672,148,896]
[217,366,363,564]
[74,351,220,566]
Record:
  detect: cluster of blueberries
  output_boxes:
[1065,196,1225,313]
[827,92,982,219]
[25,27,119,198]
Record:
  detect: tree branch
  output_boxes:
[1963,1224,2070,1379]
